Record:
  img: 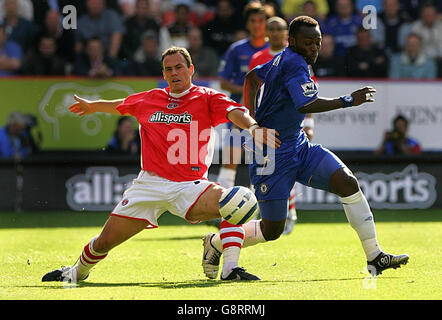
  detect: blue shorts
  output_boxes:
[250,140,345,202]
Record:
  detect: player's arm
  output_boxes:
[227,109,281,149]
[68,95,126,116]
[243,69,262,118]
[220,78,244,94]
[298,87,376,114]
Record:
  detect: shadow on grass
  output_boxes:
[132,235,204,242]
[19,276,399,290]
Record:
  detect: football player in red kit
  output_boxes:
[42,47,280,283]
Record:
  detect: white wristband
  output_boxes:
[248,123,259,135]
[303,118,314,128]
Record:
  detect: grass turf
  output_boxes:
[0,210,441,300]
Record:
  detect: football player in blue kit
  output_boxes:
[202,16,409,279]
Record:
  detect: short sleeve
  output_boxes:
[253,61,271,81]
[285,64,318,110]
[116,91,147,117]
[208,90,248,127]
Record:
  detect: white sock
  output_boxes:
[340,190,382,261]
[217,167,236,188]
[243,220,266,247]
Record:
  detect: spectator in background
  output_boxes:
[159,3,194,53]
[202,0,243,57]
[312,33,345,77]
[105,116,140,154]
[73,37,116,78]
[301,1,326,31]
[355,0,382,14]
[76,0,125,59]
[22,36,65,75]
[0,111,32,159]
[2,0,37,54]
[389,33,437,79]
[187,27,219,77]
[37,9,75,64]
[121,0,160,60]
[410,3,442,59]
[324,0,362,58]
[0,22,22,76]
[345,27,388,77]
[371,0,411,58]
[0,0,33,21]
[375,114,421,155]
[281,0,329,21]
[130,30,162,76]
[400,0,423,21]
[118,0,136,18]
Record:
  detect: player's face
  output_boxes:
[266,22,288,48]
[162,53,194,94]
[247,13,267,39]
[293,26,322,65]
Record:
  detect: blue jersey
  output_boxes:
[218,38,269,103]
[253,47,318,145]
[248,48,345,207]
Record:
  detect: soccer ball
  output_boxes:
[218,186,259,225]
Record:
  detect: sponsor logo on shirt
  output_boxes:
[149,111,192,124]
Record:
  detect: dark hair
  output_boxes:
[161,46,192,68]
[393,114,408,126]
[243,1,268,22]
[288,15,319,38]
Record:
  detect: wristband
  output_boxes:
[248,123,259,135]
[340,95,354,108]
[303,118,314,128]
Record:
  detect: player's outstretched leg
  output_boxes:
[42,215,148,283]
[42,235,107,282]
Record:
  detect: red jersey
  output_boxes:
[249,47,274,71]
[116,85,247,182]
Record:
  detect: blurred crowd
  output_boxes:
[0,0,441,79]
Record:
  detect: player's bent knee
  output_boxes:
[329,167,360,198]
[187,185,224,221]
[260,219,285,241]
[219,186,258,225]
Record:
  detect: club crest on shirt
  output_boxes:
[301,81,317,97]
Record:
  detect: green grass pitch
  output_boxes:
[0,210,441,300]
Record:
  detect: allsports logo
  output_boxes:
[149,111,192,124]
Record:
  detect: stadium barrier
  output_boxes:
[1,151,441,211]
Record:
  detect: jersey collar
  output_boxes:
[168,84,195,98]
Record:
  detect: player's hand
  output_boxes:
[252,126,281,150]
[351,86,376,106]
[68,95,97,116]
